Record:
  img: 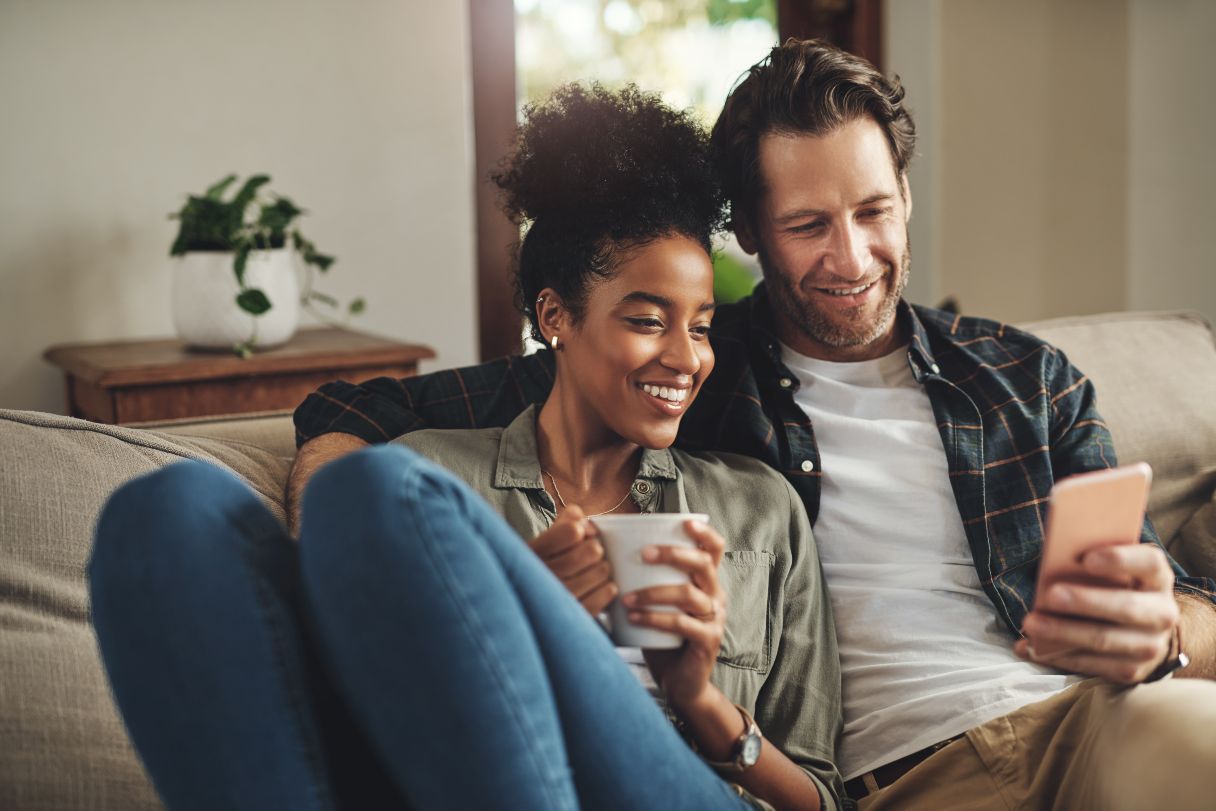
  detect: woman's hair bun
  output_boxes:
[494,82,727,342]
[494,83,718,232]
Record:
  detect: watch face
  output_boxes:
[741,733,762,766]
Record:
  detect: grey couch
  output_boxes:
[3,310,1215,810]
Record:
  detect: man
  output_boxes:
[290,40,1216,809]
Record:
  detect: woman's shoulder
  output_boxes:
[669,449,803,536]
[670,448,791,492]
[394,427,506,473]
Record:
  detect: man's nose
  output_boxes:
[823,222,869,280]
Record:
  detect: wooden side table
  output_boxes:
[44,328,435,424]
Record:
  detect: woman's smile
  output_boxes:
[637,381,693,415]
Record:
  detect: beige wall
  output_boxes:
[0,0,477,414]
[1127,0,1216,319]
[889,0,1215,325]
[884,0,939,309]
[936,0,1129,324]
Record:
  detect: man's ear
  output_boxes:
[733,214,759,256]
[901,173,913,222]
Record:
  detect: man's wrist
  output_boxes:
[1143,621,1190,682]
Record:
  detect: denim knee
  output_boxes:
[301,444,437,532]
[89,460,265,592]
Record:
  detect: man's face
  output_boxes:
[738,117,912,362]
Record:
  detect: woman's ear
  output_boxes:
[535,288,566,346]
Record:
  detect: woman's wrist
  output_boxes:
[667,683,745,762]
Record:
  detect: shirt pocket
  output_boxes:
[716,550,775,673]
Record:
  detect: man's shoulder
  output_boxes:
[707,294,756,343]
[913,304,1058,355]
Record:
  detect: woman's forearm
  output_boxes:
[670,685,822,811]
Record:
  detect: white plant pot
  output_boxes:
[172,249,301,350]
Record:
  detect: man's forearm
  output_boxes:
[1177,592,1216,680]
[286,433,370,536]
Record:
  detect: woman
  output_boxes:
[89,84,842,811]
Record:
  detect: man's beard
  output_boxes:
[758,243,910,351]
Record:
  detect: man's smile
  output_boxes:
[819,281,876,297]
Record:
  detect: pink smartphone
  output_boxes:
[1030,463,1152,658]
[1035,462,1153,605]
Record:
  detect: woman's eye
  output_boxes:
[626,317,663,329]
[690,325,712,339]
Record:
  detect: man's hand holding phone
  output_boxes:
[1016,463,1180,684]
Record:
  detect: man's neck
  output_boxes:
[776,312,908,363]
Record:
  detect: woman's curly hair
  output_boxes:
[493,83,727,342]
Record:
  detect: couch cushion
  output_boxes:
[1019,311,1216,579]
[0,409,293,811]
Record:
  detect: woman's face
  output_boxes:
[546,234,717,450]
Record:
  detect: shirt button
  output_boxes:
[634,481,651,494]
[800,460,815,472]
[779,377,793,389]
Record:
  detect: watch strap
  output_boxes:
[1143,623,1190,683]
[701,703,762,774]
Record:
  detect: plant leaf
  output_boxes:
[232,174,272,214]
[309,290,338,307]
[236,288,272,315]
[348,297,366,315]
[307,252,335,271]
[170,196,235,254]
[257,197,301,235]
[233,244,251,287]
[205,174,238,201]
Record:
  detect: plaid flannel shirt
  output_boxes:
[294,285,1216,632]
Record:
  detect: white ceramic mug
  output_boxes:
[593,513,708,649]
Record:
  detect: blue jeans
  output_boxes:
[90,445,749,811]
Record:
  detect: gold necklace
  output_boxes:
[542,468,635,517]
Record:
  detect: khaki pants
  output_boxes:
[857,678,1216,811]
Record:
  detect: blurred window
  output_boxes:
[513,0,775,312]
[515,0,777,127]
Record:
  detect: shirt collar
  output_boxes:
[746,283,940,379]
[493,404,678,492]
[900,301,941,377]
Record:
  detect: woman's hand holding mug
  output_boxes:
[528,506,618,615]
[627,519,728,709]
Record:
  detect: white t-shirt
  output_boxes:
[781,342,1079,780]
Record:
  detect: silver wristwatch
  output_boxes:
[702,704,763,774]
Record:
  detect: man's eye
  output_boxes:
[861,207,891,220]
[789,221,824,234]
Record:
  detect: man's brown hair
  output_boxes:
[711,38,916,225]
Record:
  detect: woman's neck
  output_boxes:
[536,383,641,514]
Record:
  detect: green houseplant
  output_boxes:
[169,174,364,357]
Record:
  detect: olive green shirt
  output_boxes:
[396,406,843,810]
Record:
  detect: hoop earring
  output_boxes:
[550,335,560,351]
